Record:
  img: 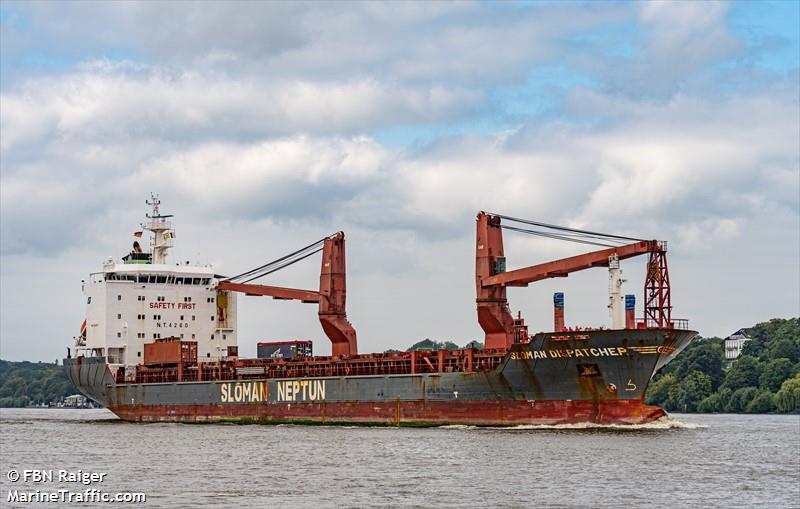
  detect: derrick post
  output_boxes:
[554,292,565,332]
[319,232,358,356]
[513,311,529,343]
[475,212,515,349]
[625,294,636,329]
[643,244,671,328]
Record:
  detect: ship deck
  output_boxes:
[121,348,509,384]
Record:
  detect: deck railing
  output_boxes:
[636,318,690,330]
[123,348,509,384]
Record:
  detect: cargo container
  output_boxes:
[257,340,312,359]
[143,338,198,366]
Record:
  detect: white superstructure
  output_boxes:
[75,194,237,370]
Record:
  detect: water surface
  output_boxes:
[1,409,797,508]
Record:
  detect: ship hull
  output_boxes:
[106,400,666,426]
[64,328,695,426]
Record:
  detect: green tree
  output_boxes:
[407,339,437,351]
[746,390,776,413]
[726,387,759,412]
[645,374,676,407]
[0,360,79,407]
[407,339,463,351]
[759,358,794,391]
[722,356,762,391]
[673,341,724,389]
[697,387,732,413]
[742,318,800,360]
[667,371,712,412]
[1,376,27,398]
[773,375,800,413]
[768,339,800,363]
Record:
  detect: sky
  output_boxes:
[0,0,798,361]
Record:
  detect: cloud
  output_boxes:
[2,2,627,85]
[2,69,797,259]
[133,135,391,223]
[0,65,485,155]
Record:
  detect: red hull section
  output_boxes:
[111,399,666,426]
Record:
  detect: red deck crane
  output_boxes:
[217,232,358,357]
[476,212,672,349]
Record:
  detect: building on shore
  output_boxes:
[62,394,90,408]
[724,328,752,366]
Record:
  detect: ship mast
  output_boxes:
[142,193,175,264]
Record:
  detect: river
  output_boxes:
[0,409,797,508]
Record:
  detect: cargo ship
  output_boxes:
[65,195,695,426]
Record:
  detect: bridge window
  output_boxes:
[107,347,124,364]
[175,277,183,285]
[157,276,167,283]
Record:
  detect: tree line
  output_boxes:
[0,360,79,407]
[645,318,799,413]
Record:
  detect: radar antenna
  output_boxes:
[142,193,175,264]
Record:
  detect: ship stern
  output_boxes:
[63,356,114,407]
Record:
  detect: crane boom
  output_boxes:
[475,212,672,349]
[216,232,357,356]
[216,281,320,303]
[481,240,661,288]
